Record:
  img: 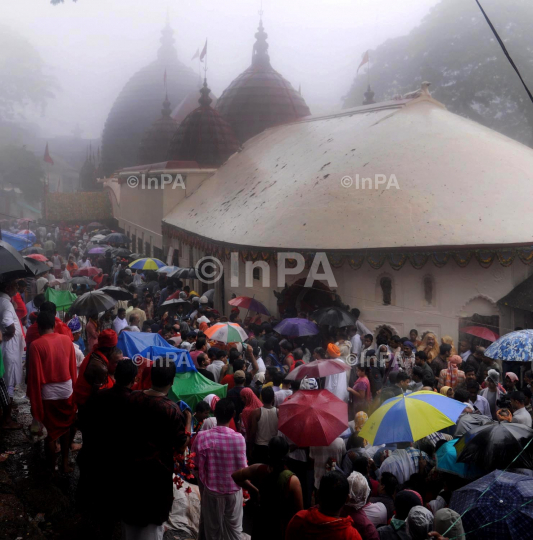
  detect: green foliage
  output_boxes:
[0,24,56,121]
[343,0,533,146]
[0,145,44,202]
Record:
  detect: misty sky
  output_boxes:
[4,0,439,140]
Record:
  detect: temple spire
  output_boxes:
[158,19,177,63]
[252,17,270,68]
[363,84,375,105]
[161,94,172,117]
[199,78,212,107]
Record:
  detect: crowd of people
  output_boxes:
[1,221,532,540]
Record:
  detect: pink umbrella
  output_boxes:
[461,326,499,342]
[228,296,270,316]
[285,358,351,381]
[72,266,100,277]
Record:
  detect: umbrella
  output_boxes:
[455,422,533,470]
[157,265,179,274]
[461,325,499,342]
[454,413,494,438]
[107,247,131,258]
[204,289,215,301]
[451,470,533,539]
[436,438,485,479]
[69,291,117,316]
[17,229,36,242]
[69,276,97,287]
[21,246,44,255]
[88,246,108,254]
[358,391,467,445]
[23,256,50,276]
[169,267,197,279]
[311,306,356,327]
[278,389,348,447]
[228,296,270,316]
[104,233,130,244]
[204,322,248,343]
[285,359,351,381]
[274,317,319,337]
[0,240,31,281]
[90,234,107,242]
[26,253,48,262]
[129,252,143,260]
[87,222,104,229]
[159,298,192,313]
[72,266,100,277]
[99,286,133,300]
[129,258,165,271]
[485,329,533,362]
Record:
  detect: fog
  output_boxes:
[3,0,439,139]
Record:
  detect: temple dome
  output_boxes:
[167,79,240,167]
[215,19,311,144]
[101,22,199,175]
[138,96,178,164]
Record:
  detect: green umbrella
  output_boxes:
[169,371,227,410]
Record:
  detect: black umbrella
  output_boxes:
[454,412,494,437]
[455,422,533,470]
[311,306,356,327]
[23,257,51,277]
[99,286,134,301]
[107,247,132,258]
[170,267,197,279]
[129,252,143,260]
[104,233,130,244]
[69,276,97,287]
[21,246,44,255]
[159,298,192,314]
[69,291,117,316]
[204,288,215,301]
[0,240,32,282]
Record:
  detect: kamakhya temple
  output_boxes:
[105,18,533,342]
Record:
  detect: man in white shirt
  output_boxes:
[511,391,533,427]
[0,280,25,400]
[113,308,128,335]
[323,344,349,403]
[466,380,491,417]
[206,350,227,382]
[349,327,362,365]
[309,437,345,490]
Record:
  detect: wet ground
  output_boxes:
[0,393,92,540]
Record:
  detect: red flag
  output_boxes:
[43,143,54,165]
[199,40,207,62]
[191,48,200,60]
[357,50,370,73]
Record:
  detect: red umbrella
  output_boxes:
[228,296,270,316]
[72,266,100,277]
[278,389,348,447]
[285,359,351,381]
[461,326,499,342]
[26,254,48,262]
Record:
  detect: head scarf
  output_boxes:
[240,388,263,432]
[203,394,219,411]
[355,411,368,433]
[346,472,371,510]
[445,355,462,387]
[97,329,118,349]
[327,343,341,358]
[406,506,434,540]
[300,377,318,390]
[67,315,82,333]
[403,341,415,350]
[505,372,519,382]
[440,386,452,397]
[434,508,465,539]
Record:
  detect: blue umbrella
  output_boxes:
[485,329,533,362]
[138,345,196,373]
[450,470,533,539]
[436,438,485,479]
[274,317,319,337]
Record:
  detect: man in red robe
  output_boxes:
[25,301,73,348]
[27,311,77,473]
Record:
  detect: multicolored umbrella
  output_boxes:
[485,329,533,362]
[278,389,348,447]
[358,391,466,445]
[285,359,351,381]
[129,258,165,271]
[204,322,248,343]
[436,438,485,479]
[274,317,319,337]
[461,325,499,342]
[72,266,100,277]
[228,296,270,316]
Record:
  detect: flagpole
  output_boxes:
[367,51,370,88]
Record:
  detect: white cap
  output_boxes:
[200,295,208,304]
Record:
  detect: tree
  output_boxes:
[343,0,533,146]
[0,24,55,121]
[0,146,44,203]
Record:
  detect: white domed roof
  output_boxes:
[164,94,533,251]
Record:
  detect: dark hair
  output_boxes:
[214,398,235,424]
[151,362,176,387]
[233,358,245,372]
[279,339,293,352]
[380,472,399,497]
[293,348,304,361]
[197,353,208,367]
[422,375,435,388]
[466,379,480,392]
[37,311,55,332]
[196,337,207,350]
[410,329,418,336]
[464,364,476,374]
[525,370,533,380]
[524,387,532,399]
[228,348,241,363]
[351,308,360,318]
[346,433,365,450]
[261,386,275,405]
[510,390,526,404]
[364,334,373,341]
[40,301,57,315]
[115,359,138,386]
[267,436,289,474]
[195,401,210,414]
[216,350,228,360]
[33,293,46,308]
[351,455,370,475]
[396,371,410,383]
[412,366,424,380]
[118,307,126,314]
[454,389,470,403]
[391,335,401,342]
[313,347,326,359]
[318,472,349,515]
[271,370,283,387]
[440,344,452,355]
[395,490,422,520]
[415,350,427,362]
